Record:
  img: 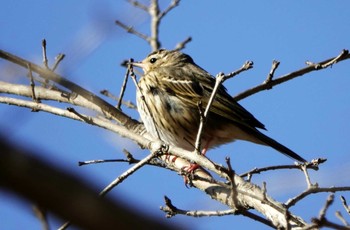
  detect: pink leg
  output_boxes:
[182,139,213,186]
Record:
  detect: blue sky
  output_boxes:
[1,1,350,229]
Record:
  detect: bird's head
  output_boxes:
[132,49,194,73]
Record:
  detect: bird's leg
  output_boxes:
[182,139,212,186]
[183,140,210,172]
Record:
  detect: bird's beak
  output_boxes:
[130,61,145,69]
[130,61,148,73]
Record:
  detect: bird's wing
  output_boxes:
[157,67,266,130]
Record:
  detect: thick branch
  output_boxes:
[0,49,141,132]
[158,153,306,228]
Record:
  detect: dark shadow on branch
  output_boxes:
[0,135,178,230]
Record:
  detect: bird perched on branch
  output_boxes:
[132,49,306,163]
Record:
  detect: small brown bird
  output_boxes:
[133,49,306,163]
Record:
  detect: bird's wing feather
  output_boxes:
[156,67,265,130]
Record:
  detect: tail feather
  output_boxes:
[253,130,307,163]
[238,124,307,162]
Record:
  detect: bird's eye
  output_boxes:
[150,58,157,64]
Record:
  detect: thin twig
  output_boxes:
[99,150,160,196]
[174,36,192,51]
[301,164,317,189]
[240,158,324,179]
[67,107,94,124]
[27,63,41,110]
[264,60,280,85]
[262,182,268,201]
[341,196,350,215]
[52,53,65,72]
[115,20,150,42]
[307,219,350,230]
[42,39,49,69]
[117,59,132,110]
[159,0,180,19]
[319,193,335,220]
[336,211,349,226]
[127,0,149,11]
[225,157,239,209]
[161,196,275,228]
[194,61,253,153]
[222,61,254,81]
[194,73,224,153]
[161,195,236,217]
[79,159,137,166]
[234,49,350,101]
[285,187,350,208]
[79,149,140,166]
[117,0,181,51]
[100,89,137,109]
[320,49,349,68]
[59,146,165,230]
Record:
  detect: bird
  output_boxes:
[132,49,306,163]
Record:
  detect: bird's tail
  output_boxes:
[240,126,307,163]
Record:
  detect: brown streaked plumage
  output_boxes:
[133,49,306,162]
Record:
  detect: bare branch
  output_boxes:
[161,196,275,228]
[174,36,192,51]
[194,62,253,153]
[286,187,350,208]
[240,158,325,179]
[319,193,335,220]
[127,0,149,12]
[234,49,350,101]
[223,61,254,81]
[41,39,49,69]
[336,211,349,227]
[161,195,236,217]
[306,194,350,229]
[79,159,136,166]
[100,89,137,109]
[264,60,280,85]
[98,147,163,197]
[194,72,224,153]
[0,49,139,130]
[116,0,183,51]
[301,164,318,189]
[27,63,40,107]
[149,0,161,50]
[52,53,65,72]
[115,20,150,42]
[117,59,133,110]
[60,143,166,230]
[341,196,350,215]
[0,96,150,154]
[159,0,180,19]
